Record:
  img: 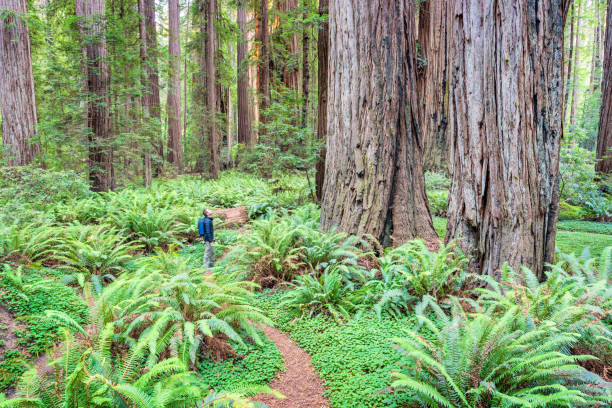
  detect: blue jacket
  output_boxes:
[198,216,214,242]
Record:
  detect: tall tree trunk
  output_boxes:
[570,1,581,126]
[137,0,153,186]
[564,2,575,120]
[76,0,113,192]
[321,0,436,247]
[193,0,208,173]
[247,8,259,141]
[300,0,309,128]
[207,0,218,178]
[277,0,299,90]
[416,0,454,174]
[446,0,570,280]
[590,0,602,92]
[256,0,271,124]
[183,0,191,151]
[167,0,183,172]
[0,0,39,166]
[237,0,252,145]
[315,0,328,201]
[596,0,612,173]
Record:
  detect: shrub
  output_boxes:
[559,200,584,220]
[424,171,450,190]
[391,299,611,407]
[426,190,448,216]
[0,224,59,264]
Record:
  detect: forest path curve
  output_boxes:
[253,325,330,408]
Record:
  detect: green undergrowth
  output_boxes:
[254,291,418,408]
[557,219,612,234]
[197,332,283,395]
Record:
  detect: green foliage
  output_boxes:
[0,224,59,264]
[558,200,584,220]
[0,265,87,357]
[424,171,450,191]
[391,299,611,408]
[0,350,27,394]
[556,229,612,261]
[426,190,448,216]
[557,219,612,234]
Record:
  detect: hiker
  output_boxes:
[198,209,215,267]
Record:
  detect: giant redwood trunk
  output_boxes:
[207,0,218,178]
[300,0,309,129]
[315,0,328,201]
[416,0,454,173]
[256,0,271,121]
[596,0,612,173]
[446,0,570,280]
[76,0,113,192]
[0,0,39,166]
[166,0,182,172]
[237,0,251,146]
[320,0,437,246]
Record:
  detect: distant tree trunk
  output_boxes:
[247,8,259,141]
[183,0,191,151]
[137,0,153,186]
[237,0,251,145]
[300,1,309,128]
[590,0,602,92]
[277,0,299,90]
[446,0,569,280]
[417,0,454,174]
[596,0,612,173]
[321,0,436,246]
[315,0,328,201]
[256,0,271,124]
[76,0,113,192]
[207,0,218,178]
[167,0,182,172]
[227,86,233,165]
[570,1,581,126]
[564,2,575,120]
[0,0,39,166]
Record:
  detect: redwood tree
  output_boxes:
[0,0,39,166]
[76,0,113,192]
[237,0,251,145]
[446,0,570,279]
[596,0,612,173]
[416,0,454,173]
[314,0,328,201]
[256,0,271,121]
[207,0,218,178]
[167,0,182,172]
[320,0,436,246]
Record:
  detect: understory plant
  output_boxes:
[391,298,611,407]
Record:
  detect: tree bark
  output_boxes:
[300,0,309,128]
[207,0,218,178]
[315,0,328,201]
[446,0,569,280]
[76,0,113,192]
[237,0,251,146]
[277,0,299,91]
[416,0,454,173]
[563,2,575,120]
[590,0,602,92]
[0,0,39,166]
[137,0,153,186]
[596,0,612,173]
[320,0,437,247]
[570,1,581,126]
[248,8,259,141]
[256,0,271,123]
[167,0,183,172]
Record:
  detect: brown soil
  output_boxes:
[0,305,24,351]
[211,206,249,227]
[253,326,330,408]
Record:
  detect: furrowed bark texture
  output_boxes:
[0,0,39,166]
[237,0,251,145]
[315,0,328,201]
[416,0,454,173]
[321,0,436,246]
[207,0,218,178]
[76,0,113,192]
[167,0,182,171]
[596,0,612,173]
[446,0,568,280]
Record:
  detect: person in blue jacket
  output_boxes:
[198,209,214,267]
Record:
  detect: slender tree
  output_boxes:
[137,0,154,186]
[0,0,40,166]
[314,0,328,201]
[321,0,437,246]
[416,0,455,173]
[167,0,182,172]
[570,1,582,126]
[207,0,218,178]
[237,0,251,145]
[564,2,576,119]
[300,0,309,128]
[256,0,271,123]
[76,0,113,192]
[277,0,299,90]
[446,0,571,280]
[596,0,612,173]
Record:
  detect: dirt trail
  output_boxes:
[253,325,330,408]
